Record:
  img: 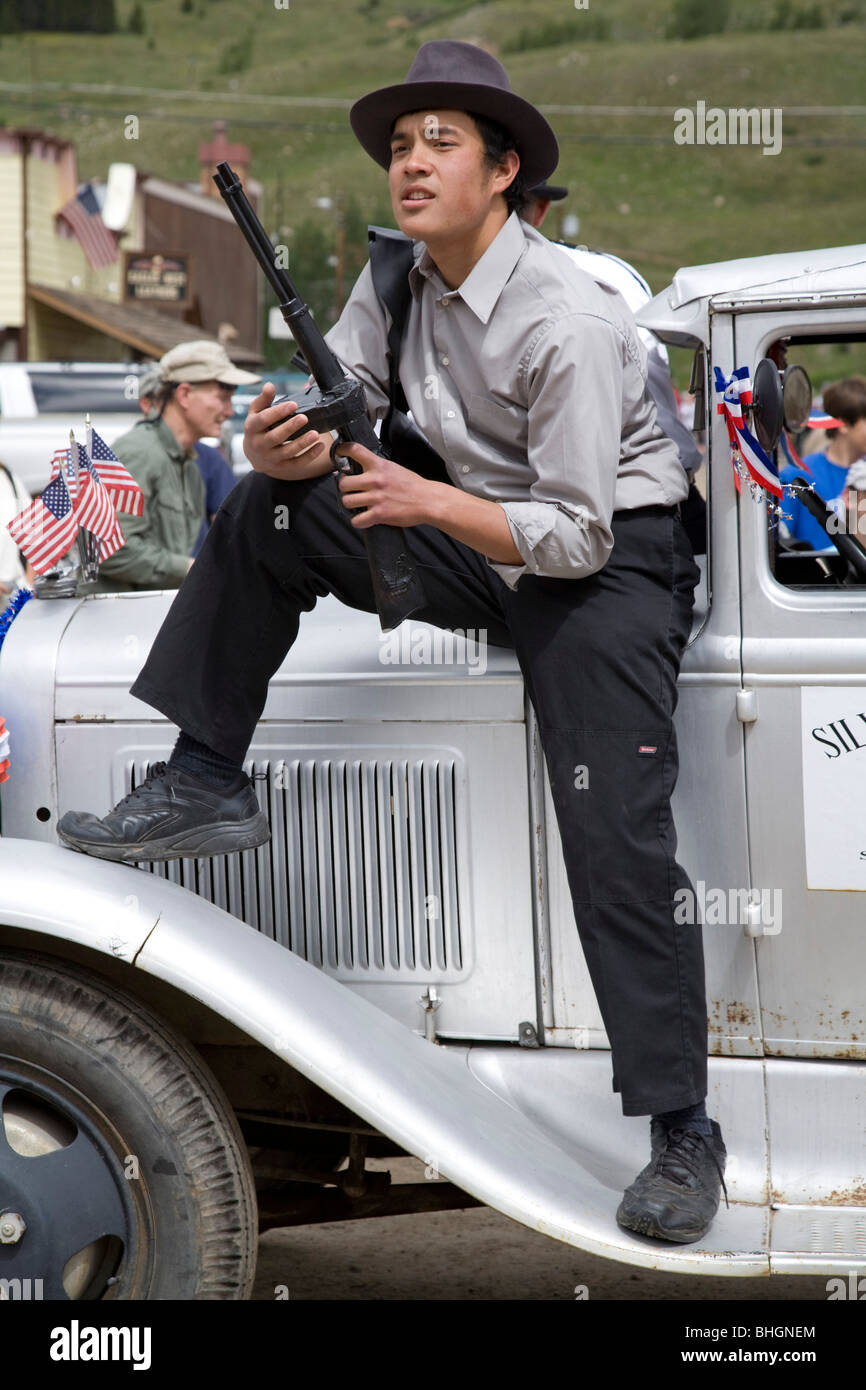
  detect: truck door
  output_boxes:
[542,312,764,1066]
[735,304,866,1066]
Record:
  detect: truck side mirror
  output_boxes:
[782,364,812,434]
[688,349,706,432]
[752,357,784,452]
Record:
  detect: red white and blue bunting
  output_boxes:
[713,364,784,500]
[0,584,33,655]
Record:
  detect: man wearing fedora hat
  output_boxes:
[95,340,259,592]
[59,42,725,1245]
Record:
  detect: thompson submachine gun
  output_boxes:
[213,160,427,632]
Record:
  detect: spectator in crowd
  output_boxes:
[779,376,866,552]
[0,461,34,610]
[138,364,240,557]
[96,342,258,592]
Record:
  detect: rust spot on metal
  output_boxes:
[707,1000,723,1032]
[726,1002,754,1027]
[825,1182,866,1206]
[841,1010,851,1022]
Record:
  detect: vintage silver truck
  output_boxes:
[0,242,864,1300]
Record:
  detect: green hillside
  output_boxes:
[1,0,864,380]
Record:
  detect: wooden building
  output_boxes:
[0,123,262,366]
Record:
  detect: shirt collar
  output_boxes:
[408,211,528,324]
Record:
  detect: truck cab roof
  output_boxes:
[638,242,866,347]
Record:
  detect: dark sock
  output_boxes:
[168,731,243,787]
[652,1099,713,1136]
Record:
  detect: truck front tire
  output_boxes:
[0,948,257,1300]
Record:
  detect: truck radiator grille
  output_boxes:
[129,756,465,978]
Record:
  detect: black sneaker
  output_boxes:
[616,1119,728,1244]
[57,761,271,863]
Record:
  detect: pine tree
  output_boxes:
[92,0,117,33]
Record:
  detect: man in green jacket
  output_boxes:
[97,341,259,592]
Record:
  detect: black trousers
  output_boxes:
[131,468,707,1116]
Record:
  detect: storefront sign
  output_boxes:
[123,252,190,306]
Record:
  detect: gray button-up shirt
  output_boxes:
[325,211,687,588]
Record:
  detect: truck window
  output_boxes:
[768,334,866,590]
[27,371,144,416]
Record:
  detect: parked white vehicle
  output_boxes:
[0,243,864,1300]
[0,363,147,493]
[0,361,241,493]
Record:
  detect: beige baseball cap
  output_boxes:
[158,339,260,387]
[137,362,162,398]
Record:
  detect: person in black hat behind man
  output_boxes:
[58,40,726,1245]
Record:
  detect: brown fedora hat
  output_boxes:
[350,40,559,191]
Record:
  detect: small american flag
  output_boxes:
[49,446,74,496]
[90,429,144,516]
[0,715,9,785]
[57,184,117,270]
[73,443,125,561]
[8,472,79,575]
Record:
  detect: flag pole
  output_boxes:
[84,411,99,573]
[71,428,88,579]
[70,426,97,586]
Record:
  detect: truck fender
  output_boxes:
[0,840,766,1272]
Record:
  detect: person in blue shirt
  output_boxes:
[780,376,866,551]
[192,440,238,556]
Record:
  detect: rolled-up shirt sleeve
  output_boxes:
[489,310,631,587]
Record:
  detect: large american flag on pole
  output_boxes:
[57,184,118,270]
[89,429,144,516]
[8,471,79,574]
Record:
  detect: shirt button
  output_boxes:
[461,465,470,474]
[446,410,455,419]
[441,356,450,366]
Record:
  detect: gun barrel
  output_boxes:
[215,161,343,390]
[215,162,294,304]
[212,161,428,630]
